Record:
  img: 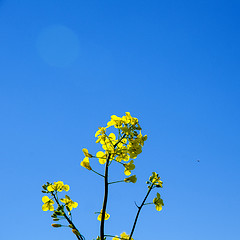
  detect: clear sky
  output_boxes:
[0,0,240,240]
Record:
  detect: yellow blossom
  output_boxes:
[123,160,135,176]
[95,127,107,143]
[97,209,110,221]
[115,146,129,162]
[47,181,69,192]
[80,157,92,170]
[124,175,137,183]
[120,232,134,240]
[107,115,123,128]
[112,236,119,240]
[149,172,163,187]
[42,196,54,211]
[127,140,142,159]
[153,193,164,211]
[82,148,93,158]
[95,127,106,137]
[60,195,78,211]
[96,151,107,164]
[121,112,138,126]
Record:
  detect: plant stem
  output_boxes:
[100,153,111,240]
[100,134,126,240]
[128,184,154,240]
[51,193,84,240]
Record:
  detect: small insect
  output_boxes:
[197,160,200,162]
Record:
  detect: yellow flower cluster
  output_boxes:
[149,172,163,188]
[41,181,77,212]
[47,181,70,192]
[80,112,147,179]
[112,232,134,240]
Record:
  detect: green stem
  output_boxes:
[91,169,105,178]
[100,134,127,240]
[100,153,111,240]
[108,180,124,184]
[128,184,154,240]
[143,202,154,205]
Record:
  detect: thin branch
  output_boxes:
[108,180,124,185]
[91,169,105,178]
[128,184,154,240]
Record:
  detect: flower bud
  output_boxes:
[72,229,80,235]
[51,224,62,228]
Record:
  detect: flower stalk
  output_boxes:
[51,192,84,240]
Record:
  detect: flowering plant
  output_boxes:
[42,112,164,240]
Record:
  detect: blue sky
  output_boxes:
[0,0,240,239]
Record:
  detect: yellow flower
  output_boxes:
[96,151,107,164]
[112,236,119,240]
[100,133,117,153]
[127,140,142,159]
[97,209,110,221]
[63,184,70,191]
[121,112,139,126]
[120,232,134,240]
[80,157,92,170]
[107,115,123,128]
[95,127,107,143]
[47,181,70,192]
[95,127,106,137]
[60,195,78,211]
[153,193,164,211]
[120,126,131,135]
[124,175,137,183]
[136,133,147,146]
[82,148,93,158]
[149,172,163,187]
[112,232,133,240]
[123,160,135,176]
[115,146,129,162]
[42,196,54,211]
